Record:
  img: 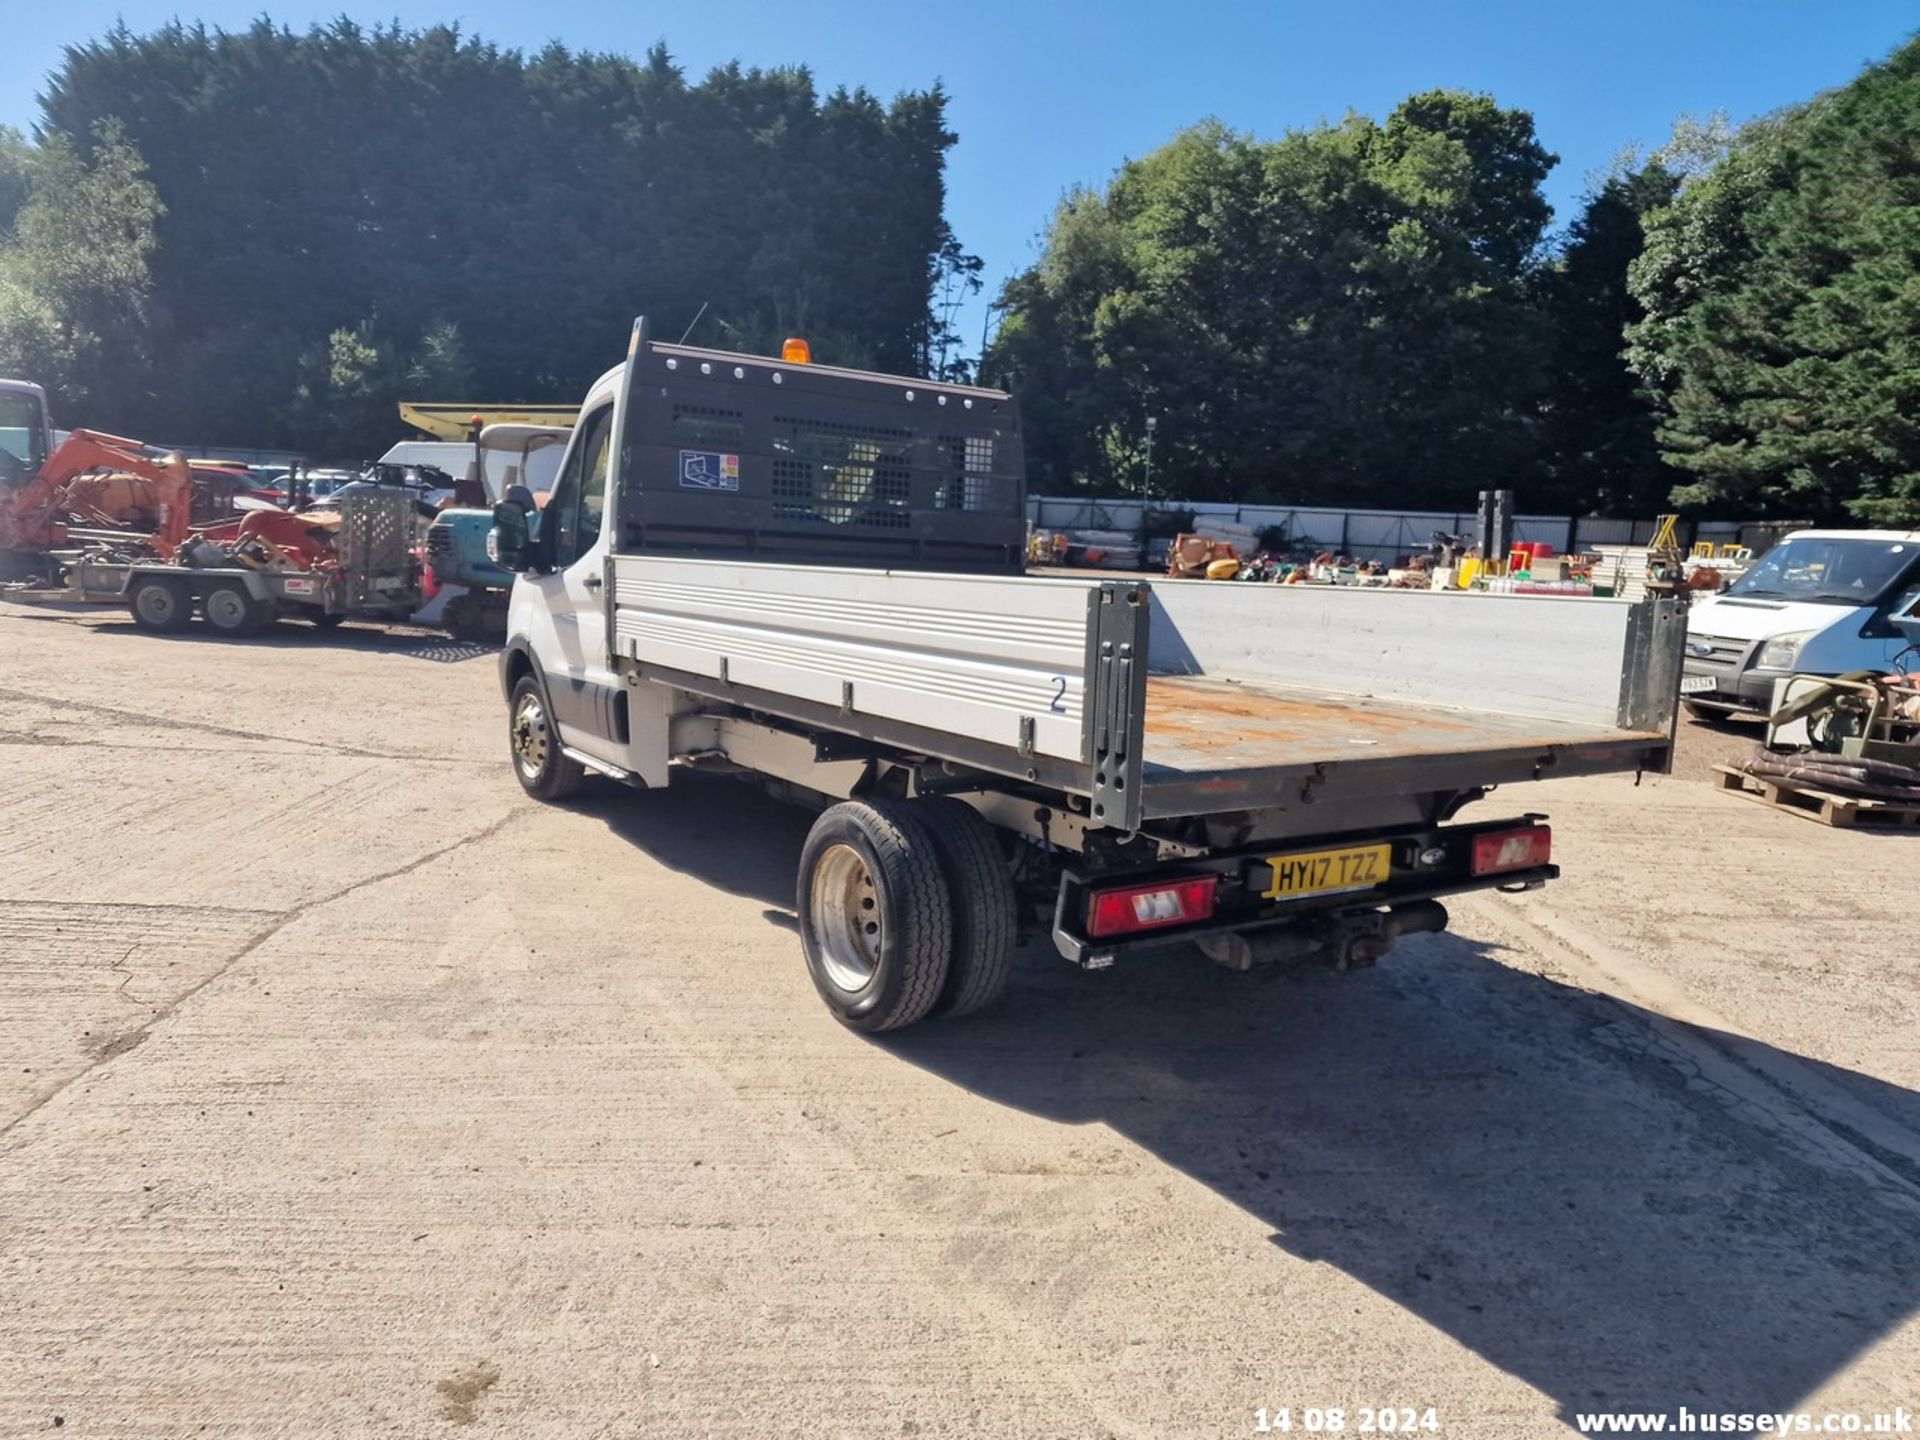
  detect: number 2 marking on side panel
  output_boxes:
[1049,676,1067,713]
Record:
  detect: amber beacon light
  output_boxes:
[781,337,812,365]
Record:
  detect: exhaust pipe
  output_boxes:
[1339,900,1449,970]
[1386,899,1449,936]
[1197,900,1450,973]
[1196,925,1327,972]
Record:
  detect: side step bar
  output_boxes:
[560,745,648,788]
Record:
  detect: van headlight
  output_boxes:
[1756,631,1816,670]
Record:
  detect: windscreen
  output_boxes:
[617,350,1026,573]
[1727,536,1918,606]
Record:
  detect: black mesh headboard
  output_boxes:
[615,341,1027,574]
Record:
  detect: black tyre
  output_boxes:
[127,576,191,634]
[798,800,953,1033]
[508,673,587,801]
[920,797,1017,1017]
[309,611,346,629]
[201,581,272,637]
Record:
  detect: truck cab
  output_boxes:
[0,379,52,490]
[492,327,1029,781]
[497,369,625,771]
[1681,529,1920,718]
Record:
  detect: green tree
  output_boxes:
[291,319,480,459]
[985,93,1556,507]
[0,122,162,419]
[1627,39,1920,523]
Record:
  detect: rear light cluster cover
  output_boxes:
[1470,825,1552,876]
[1087,877,1217,939]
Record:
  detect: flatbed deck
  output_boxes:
[1138,675,1670,818]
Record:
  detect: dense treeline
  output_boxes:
[1,20,1914,521]
[1,20,971,454]
[979,96,1704,514]
[982,96,1572,510]
[1626,40,1920,525]
[988,36,1919,522]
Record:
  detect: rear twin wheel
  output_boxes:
[797,796,1017,1033]
[919,797,1018,1019]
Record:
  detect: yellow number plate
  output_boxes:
[1259,842,1391,901]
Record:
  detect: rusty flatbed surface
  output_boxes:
[1139,675,1669,815]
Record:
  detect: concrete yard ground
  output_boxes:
[0,602,1914,1439]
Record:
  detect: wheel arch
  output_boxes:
[499,639,539,703]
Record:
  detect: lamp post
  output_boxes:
[1143,415,1158,509]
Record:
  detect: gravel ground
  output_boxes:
[1666,708,1765,784]
[0,603,1914,1439]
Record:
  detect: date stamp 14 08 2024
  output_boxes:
[1253,1406,1442,1435]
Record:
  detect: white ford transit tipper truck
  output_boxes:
[488,320,1686,1032]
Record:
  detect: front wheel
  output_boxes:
[798,800,953,1033]
[508,674,586,801]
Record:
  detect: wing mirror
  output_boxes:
[488,486,538,572]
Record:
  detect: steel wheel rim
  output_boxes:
[204,589,249,630]
[511,692,550,780]
[134,585,177,625]
[811,842,882,994]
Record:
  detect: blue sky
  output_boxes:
[6,0,1916,359]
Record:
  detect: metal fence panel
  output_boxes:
[1030,497,1574,563]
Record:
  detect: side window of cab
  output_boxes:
[549,404,613,569]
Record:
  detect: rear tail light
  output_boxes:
[1471,825,1552,877]
[1087,877,1217,939]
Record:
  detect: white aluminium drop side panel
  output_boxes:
[611,556,1098,761]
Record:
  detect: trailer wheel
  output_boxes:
[798,800,953,1033]
[201,581,272,637]
[127,576,191,634]
[508,674,586,801]
[919,797,1018,1017]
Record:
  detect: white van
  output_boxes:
[1680,529,1920,718]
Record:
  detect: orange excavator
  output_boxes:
[0,427,194,562]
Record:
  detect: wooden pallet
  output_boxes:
[1713,763,1920,831]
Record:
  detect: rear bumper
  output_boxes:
[1049,815,1555,967]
